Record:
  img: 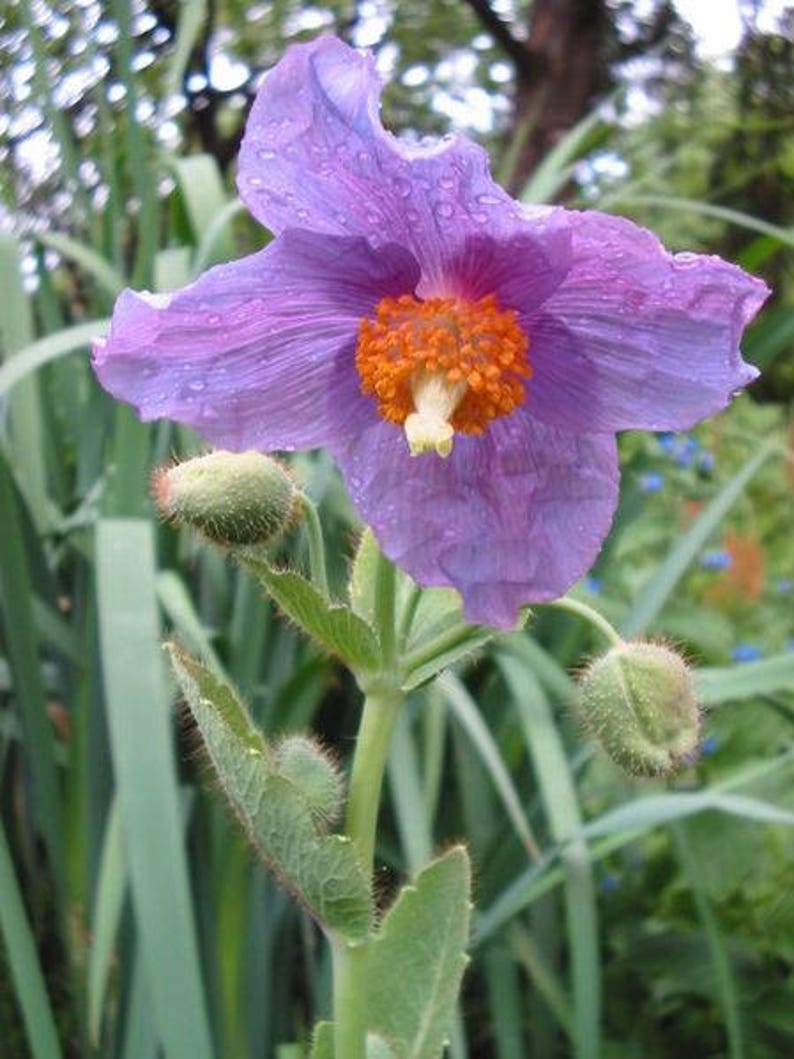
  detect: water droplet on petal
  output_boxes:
[471,211,488,224]
[439,175,455,189]
[248,176,263,187]
[187,380,206,393]
[257,149,276,161]
[435,201,454,219]
[207,314,221,325]
[476,193,501,206]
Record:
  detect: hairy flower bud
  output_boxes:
[578,641,700,776]
[275,734,343,827]
[153,450,299,547]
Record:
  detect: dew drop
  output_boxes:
[257,148,276,161]
[476,193,501,206]
[438,175,455,189]
[248,176,263,187]
[187,379,206,393]
[207,313,221,325]
[296,208,310,222]
[471,211,488,224]
[435,201,454,219]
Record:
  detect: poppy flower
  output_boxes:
[93,36,768,628]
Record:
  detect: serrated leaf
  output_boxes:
[247,560,382,674]
[168,646,373,941]
[310,1022,398,1059]
[368,847,471,1059]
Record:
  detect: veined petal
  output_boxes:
[528,211,769,433]
[92,229,419,452]
[238,36,531,290]
[334,413,618,629]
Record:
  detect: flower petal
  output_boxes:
[92,229,419,451]
[525,211,769,433]
[335,413,618,628]
[237,36,530,289]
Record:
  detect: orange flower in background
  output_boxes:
[704,529,765,604]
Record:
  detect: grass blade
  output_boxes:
[438,672,541,861]
[88,799,127,1047]
[95,519,214,1059]
[497,642,600,1059]
[0,816,63,1059]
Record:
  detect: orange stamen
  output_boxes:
[355,293,531,454]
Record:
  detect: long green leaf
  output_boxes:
[0,817,62,1059]
[95,519,214,1059]
[498,644,600,1059]
[613,194,794,247]
[0,320,108,400]
[33,230,125,299]
[88,800,127,1046]
[696,653,794,705]
[0,457,66,901]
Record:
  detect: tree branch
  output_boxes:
[459,0,540,84]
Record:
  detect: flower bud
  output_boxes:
[153,450,299,547]
[578,641,700,776]
[274,734,343,827]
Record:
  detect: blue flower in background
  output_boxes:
[700,735,720,756]
[699,549,732,570]
[775,578,794,594]
[732,642,763,663]
[585,576,603,595]
[600,874,621,894]
[638,471,664,493]
[698,450,715,473]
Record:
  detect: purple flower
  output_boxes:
[92,37,768,629]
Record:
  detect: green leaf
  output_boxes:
[367,847,471,1059]
[168,645,373,942]
[247,560,381,675]
[0,816,62,1059]
[88,801,127,1046]
[583,791,794,838]
[0,320,108,401]
[169,153,234,263]
[95,520,213,1059]
[310,1023,397,1059]
[696,653,794,705]
[33,229,124,299]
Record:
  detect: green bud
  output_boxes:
[274,734,343,827]
[153,450,299,547]
[578,641,700,776]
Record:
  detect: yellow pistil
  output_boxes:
[355,292,530,458]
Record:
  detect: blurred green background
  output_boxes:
[1,2,793,1057]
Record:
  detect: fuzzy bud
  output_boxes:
[153,450,299,547]
[578,641,700,776]
[275,734,344,827]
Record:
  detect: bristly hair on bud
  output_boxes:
[273,734,344,828]
[153,450,300,548]
[577,640,701,777]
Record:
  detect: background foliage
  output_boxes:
[1,1,793,1057]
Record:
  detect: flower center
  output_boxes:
[355,293,531,457]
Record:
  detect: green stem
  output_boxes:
[332,688,403,1059]
[333,546,403,1059]
[301,495,329,598]
[546,596,623,648]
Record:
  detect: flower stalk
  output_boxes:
[333,550,404,1058]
